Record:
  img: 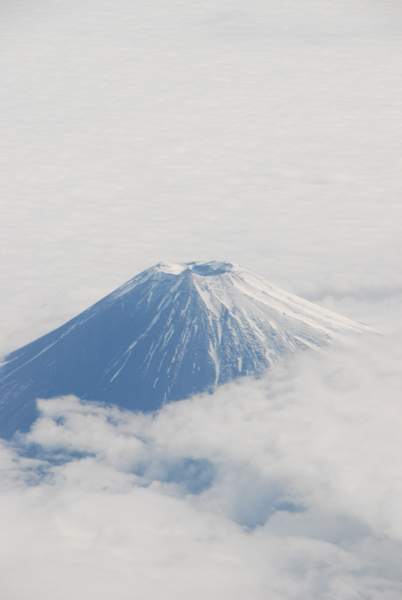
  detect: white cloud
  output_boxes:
[0,332,401,598]
[0,0,401,354]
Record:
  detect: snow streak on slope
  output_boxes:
[0,261,368,438]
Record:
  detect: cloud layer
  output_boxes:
[1,332,401,599]
[0,0,401,355]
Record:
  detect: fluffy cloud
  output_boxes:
[1,331,401,599]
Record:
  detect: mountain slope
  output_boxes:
[0,261,367,438]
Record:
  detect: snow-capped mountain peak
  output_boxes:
[0,261,368,438]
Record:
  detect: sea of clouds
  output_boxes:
[1,332,402,599]
[0,0,401,598]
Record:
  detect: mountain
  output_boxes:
[0,261,367,438]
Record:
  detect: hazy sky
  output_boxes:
[0,1,401,598]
